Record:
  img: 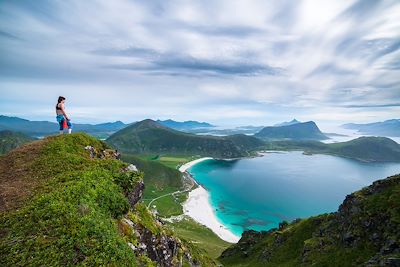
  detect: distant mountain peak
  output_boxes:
[156,119,215,129]
[133,119,169,130]
[341,118,400,137]
[274,119,301,127]
[256,120,328,140]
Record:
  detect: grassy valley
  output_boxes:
[120,153,189,217]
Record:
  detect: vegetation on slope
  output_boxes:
[107,119,264,158]
[122,153,232,263]
[264,136,400,162]
[0,133,141,265]
[120,153,188,217]
[121,154,184,199]
[165,216,232,260]
[0,130,36,155]
[0,133,216,266]
[220,174,400,266]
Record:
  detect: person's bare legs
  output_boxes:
[68,128,72,134]
[59,130,63,135]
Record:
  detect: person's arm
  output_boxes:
[60,103,70,121]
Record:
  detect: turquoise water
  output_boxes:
[188,151,400,237]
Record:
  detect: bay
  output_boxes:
[188,151,400,237]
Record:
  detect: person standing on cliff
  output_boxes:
[56,96,72,134]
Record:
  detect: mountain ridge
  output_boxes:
[342,119,400,137]
[107,119,265,158]
[157,119,215,129]
[264,136,400,162]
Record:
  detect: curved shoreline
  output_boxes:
[179,157,241,243]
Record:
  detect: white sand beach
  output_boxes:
[179,157,241,243]
[178,157,213,172]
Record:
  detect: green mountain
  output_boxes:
[0,130,36,155]
[342,119,400,137]
[265,136,400,162]
[0,133,216,266]
[106,119,265,158]
[255,121,329,140]
[220,173,400,266]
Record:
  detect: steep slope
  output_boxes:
[255,121,328,140]
[0,133,216,266]
[0,130,36,155]
[107,119,264,158]
[220,174,400,266]
[264,136,400,162]
[121,154,184,198]
[342,119,400,137]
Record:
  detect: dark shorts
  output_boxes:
[56,115,72,130]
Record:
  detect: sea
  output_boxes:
[188,151,400,237]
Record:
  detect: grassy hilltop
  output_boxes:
[0,133,217,266]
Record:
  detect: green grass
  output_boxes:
[121,154,183,199]
[122,154,197,218]
[165,216,231,260]
[0,133,220,266]
[158,155,196,169]
[0,133,142,266]
[136,154,197,169]
[145,193,185,217]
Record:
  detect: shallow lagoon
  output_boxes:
[188,151,400,236]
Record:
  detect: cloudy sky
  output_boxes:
[0,0,399,129]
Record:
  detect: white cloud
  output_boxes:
[0,0,399,126]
